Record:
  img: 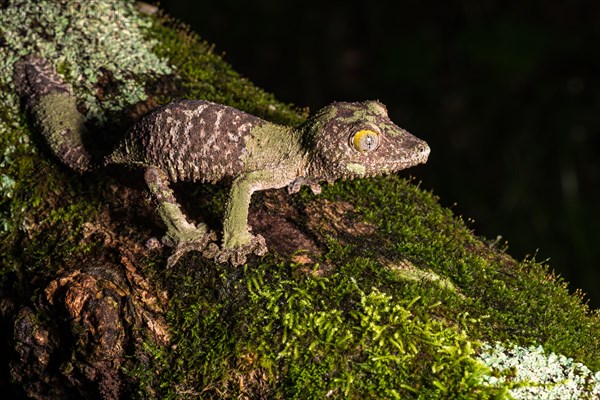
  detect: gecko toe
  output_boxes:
[253,234,268,256]
[166,231,216,268]
[231,252,247,266]
[213,234,268,266]
[202,242,220,259]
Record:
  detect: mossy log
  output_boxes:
[1,1,599,399]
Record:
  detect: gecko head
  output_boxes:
[302,100,430,181]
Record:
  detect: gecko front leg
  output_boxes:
[144,167,216,266]
[215,171,269,265]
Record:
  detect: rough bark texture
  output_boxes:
[6,250,170,399]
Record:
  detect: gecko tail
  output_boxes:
[13,55,94,173]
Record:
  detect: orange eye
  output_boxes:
[352,130,379,152]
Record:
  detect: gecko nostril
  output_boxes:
[417,143,431,160]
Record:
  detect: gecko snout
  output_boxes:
[402,132,430,166]
[417,141,431,163]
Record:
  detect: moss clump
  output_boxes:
[0,118,101,281]
[324,176,600,370]
[133,256,501,399]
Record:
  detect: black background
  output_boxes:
[156,0,600,308]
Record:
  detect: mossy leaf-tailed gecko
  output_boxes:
[14,55,430,266]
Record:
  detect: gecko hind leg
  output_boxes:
[144,167,216,267]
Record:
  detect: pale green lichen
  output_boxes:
[0,174,16,199]
[0,134,30,233]
[0,0,172,126]
[478,342,600,399]
[345,162,366,175]
[0,142,19,201]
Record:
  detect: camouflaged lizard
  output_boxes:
[13,55,430,266]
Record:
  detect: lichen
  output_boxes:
[0,0,172,124]
[478,342,600,399]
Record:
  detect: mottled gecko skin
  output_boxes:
[14,55,430,267]
[108,100,281,183]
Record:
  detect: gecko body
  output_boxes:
[14,55,430,266]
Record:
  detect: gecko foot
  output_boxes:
[214,234,268,266]
[166,231,217,268]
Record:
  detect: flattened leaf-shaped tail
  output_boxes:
[13,55,94,173]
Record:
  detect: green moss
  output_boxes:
[323,176,600,368]
[132,257,503,399]
[0,101,102,275]
[0,138,102,278]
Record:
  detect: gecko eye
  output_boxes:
[351,129,379,152]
